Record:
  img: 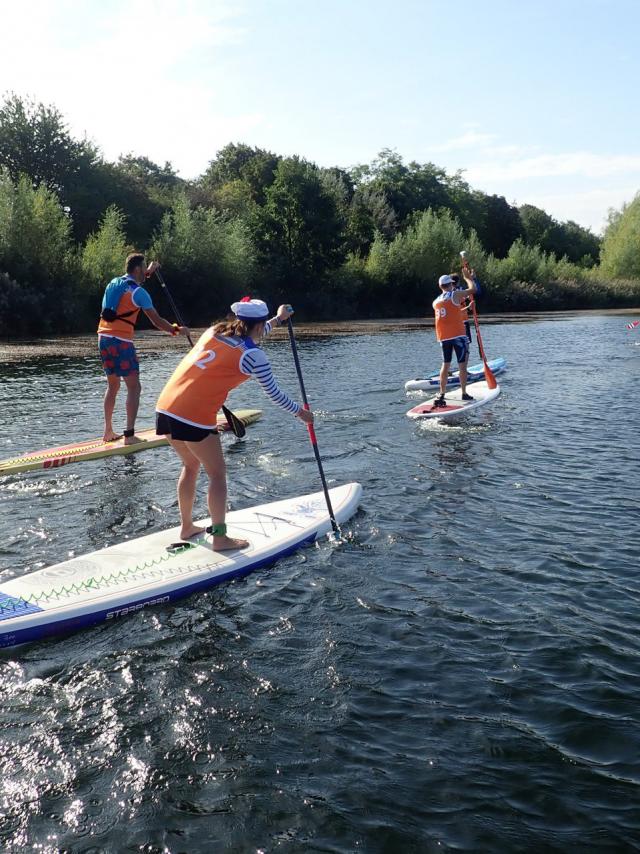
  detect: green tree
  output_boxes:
[600,193,640,279]
[81,206,131,294]
[0,172,81,334]
[254,157,346,292]
[0,93,98,191]
[352,149,450,224]
[150,194,255,320]
[558,221,600,266]
[209,179,257,219]
[520,204,600,265]
[387,208,486,296]
[201,143,280,204]
[476,194,523,258]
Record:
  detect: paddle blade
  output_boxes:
[483,361,498,390]
[221,406,246,439]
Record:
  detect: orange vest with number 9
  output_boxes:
[433,291,467,342]
[156,328,250,428]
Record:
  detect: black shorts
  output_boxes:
[156,412,218,442]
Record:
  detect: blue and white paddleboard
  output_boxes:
[405,357,506,391]
[0,483,362,648]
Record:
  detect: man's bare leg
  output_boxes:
[459,361,469,397]
[123,372,144,445]
[103,375,122,442]
[439,362,451,397]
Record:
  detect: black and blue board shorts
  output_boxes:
[441,336,469,365]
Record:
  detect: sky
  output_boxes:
[1,0,639,233]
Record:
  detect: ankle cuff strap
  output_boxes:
[207,523,227,537]
[123,428,135,438]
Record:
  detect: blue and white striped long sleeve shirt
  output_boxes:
[239,346,300,415]
[231,321,300,414]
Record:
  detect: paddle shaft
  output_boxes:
[461,261,497,389]
[155,270,194,347]
[286,319,340,535]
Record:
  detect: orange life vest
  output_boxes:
[433,291,468,342]
[156,329,250,428]
[97,288,141,341]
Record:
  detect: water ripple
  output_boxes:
[0,316,639,850]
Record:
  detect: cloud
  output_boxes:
[431,129,640,230]
[0,0,258,176]
[430,130,498,152]
[465,151,640,183]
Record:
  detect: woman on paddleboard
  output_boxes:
[156,298,313,551]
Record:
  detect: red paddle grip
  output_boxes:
[302,403,318,444]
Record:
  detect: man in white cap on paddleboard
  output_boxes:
[432,270,478,407]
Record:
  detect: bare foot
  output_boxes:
[103,432,122,443]
[180,524,206,540]
[212,535,250,551]
[123,434,147,446]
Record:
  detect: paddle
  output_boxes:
[286,317,340,537]
[154,269,246,438]
[155,269,194,347]
[459,254,497,390]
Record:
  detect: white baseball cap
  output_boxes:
[438,274,457,287]
[230,297,270,320]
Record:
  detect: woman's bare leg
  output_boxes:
[186,433,249,551]
[167,438,206,539]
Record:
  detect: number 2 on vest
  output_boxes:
[194,350,217,370]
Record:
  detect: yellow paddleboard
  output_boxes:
[0,409,262,476]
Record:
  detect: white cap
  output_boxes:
[438,274,456,287]
[230,297,270,320]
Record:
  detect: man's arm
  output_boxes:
[132,282,189,337]
[143,307,190,337]
[452,272,478,305]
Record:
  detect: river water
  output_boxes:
[0,316,638,852]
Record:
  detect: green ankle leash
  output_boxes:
[206,523,227,536]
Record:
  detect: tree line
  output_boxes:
[0,94,638,337]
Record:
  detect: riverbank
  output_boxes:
[0,307,638,364]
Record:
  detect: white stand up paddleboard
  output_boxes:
[0,483,362,648]
[406,381,501,421]
[405,357,506,391]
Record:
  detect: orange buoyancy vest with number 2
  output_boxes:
[433,291,467,342]
[156,329,250,429]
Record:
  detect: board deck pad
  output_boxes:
[405,357,506,391]
[0,409,262,476]
[407,381,501,420]
[0,483,362,648]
